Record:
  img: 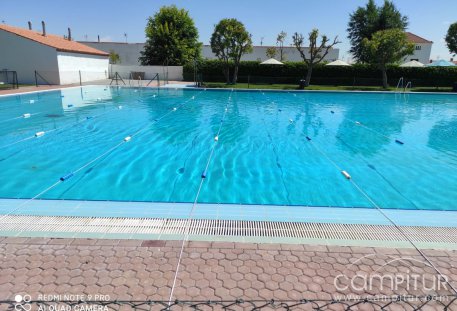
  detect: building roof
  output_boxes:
[0,24,109,56]
[405,32,433,44]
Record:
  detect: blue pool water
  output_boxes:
[0,86,456,211]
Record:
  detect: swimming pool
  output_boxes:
[1,86,456,212]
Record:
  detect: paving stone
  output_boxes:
[0,236,456,306]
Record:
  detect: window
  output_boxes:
[415,45,421,50]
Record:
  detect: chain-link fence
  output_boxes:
[197,74,455,91]
[3,295,457,310]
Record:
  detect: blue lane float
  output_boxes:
[395,139,405,145]
[306,136,312,141]
[60,173,74,181]
[201,170,207,178]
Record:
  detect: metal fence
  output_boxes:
[30,70,168,87]
[197,74,455,90]
[0,70,18,89]
[3,296,457,310]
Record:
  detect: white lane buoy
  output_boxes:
[29,100,35,104]
[355,121,361,125]
[173,107,177,111]
[134,90,138,93]
[214,136,219,141]
[124,136,131,142]
[35,131,45,137]
[153,94,157,98]
[341,170,351,179]
[97,97,101,101]
[191,96,195,100]
[23,113,31,119]
[118,105,123,109]
[289,119,294,123]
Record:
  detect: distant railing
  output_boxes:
[34,70,52,86]
[0,70,18,89]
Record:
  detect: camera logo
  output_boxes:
[14,294,32,311]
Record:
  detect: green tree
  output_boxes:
[210,18,253,84]
[266,47,277,59]
[139,5,201,66]
[445,22,457,55]
[276,31,287,61]
[109,50,120,64]
[348,0,408,63]
[362,29,414,89]
[292,29,340,87]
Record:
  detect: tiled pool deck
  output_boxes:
[0,237,456,309]
[2,199,457,227]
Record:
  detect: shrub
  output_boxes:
[184,60,457,87]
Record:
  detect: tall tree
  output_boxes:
[362,29,414,89]
[266,47,277,59]
[445,22,457,56]
[292,29,340,87]
[348,0,408,63]
[276,31,287,61]
[139,5,201,66]
[210,18,253,84]
[109,50,120,64]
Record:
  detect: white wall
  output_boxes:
[0,29,60,84]
[202,45,340,62]
[80,42,145,65]
[109,64,183,81]
[57,52,109,85]
[403,43,432,64]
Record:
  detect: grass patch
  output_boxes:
[203,82,454,92]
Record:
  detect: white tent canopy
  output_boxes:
[325,59,351,66]
[400,60,424,67]
[260,58,284,65]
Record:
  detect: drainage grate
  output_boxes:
[1,215,457,245]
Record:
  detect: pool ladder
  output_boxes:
[396,77,412,93]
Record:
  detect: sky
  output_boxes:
[1,0,456,61]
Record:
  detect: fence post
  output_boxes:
[35,70,38,87]
[248,75,250,89]
[79,70,82,86]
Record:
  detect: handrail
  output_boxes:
[404,81,412,92]
[110,72,126,85]
[146,73,159,87]
[395,77,404,92]
[34,70,52,86]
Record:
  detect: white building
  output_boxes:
[202,45,339,62]
[403,32,433,64]
[0,23,109,85]
[80,41,339,65]
[82,41,145,66]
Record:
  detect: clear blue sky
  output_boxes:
[1,0,456,60]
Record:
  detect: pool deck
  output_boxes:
[1,236,456,309]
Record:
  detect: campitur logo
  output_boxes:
[333,254,451,294]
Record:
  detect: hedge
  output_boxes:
[183,60,457,87]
